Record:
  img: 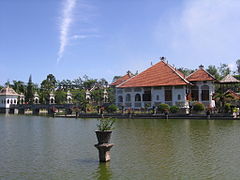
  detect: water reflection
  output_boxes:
[2,116,240,179]
[94,162,112,180]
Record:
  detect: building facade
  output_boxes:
[111,60,216,111]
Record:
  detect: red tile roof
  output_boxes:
[186,68,216,82]
[117,61,190,88]
[110,73,134,86]
[224,90,240,100]
[0,86,19,96]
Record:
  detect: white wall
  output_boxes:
[116,86,189,109]
[0,95,18,108]
[193,81,215,108]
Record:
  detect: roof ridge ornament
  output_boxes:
[199,65,204,69]
[160,56,166,62]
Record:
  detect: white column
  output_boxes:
[198,85,201,102]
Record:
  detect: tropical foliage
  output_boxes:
[97,118,115,131]
[157,104,170,113]
[192,102,205,112]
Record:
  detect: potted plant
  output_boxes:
[95,118,115,144]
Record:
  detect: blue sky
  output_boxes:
[1,0,240,85]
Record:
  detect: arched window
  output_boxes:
[135,94,141,101]
[191,86,199,101]
[7,99,9,104]
[201,85,209,101]
[14,99,16,104]
[178,94,181,100]
[10,99,12,104]
[50,98,54,104]
[118,96,123,102]
[126,94,131,102]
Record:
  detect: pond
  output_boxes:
[0,115,240,179]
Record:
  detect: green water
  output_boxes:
[0,115,240,179]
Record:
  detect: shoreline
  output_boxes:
[54,113,240,120]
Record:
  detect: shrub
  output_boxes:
[97,118,115,131]
[105,104,118,113]
[158,104,170,113]
[192,102,205,112]
[224,103,231,113]
[233,107,238,113]
[170,105,179,113]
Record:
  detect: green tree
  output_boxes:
[25,75,34,104]
[236,59,240,75]
[206,65,220,80]
[218,63,231,79]
[83,79,97,89]
[73,90,88,111]
[12,80,26,94]
[41,74,57,92]
[107,88,115,103]
[40,74,57,103]
[105,104,118,113]
[72,77,83,89]
[177,67,194,76]
[55,90,66,104]
[91,89,104,105]
[213,92,234,112]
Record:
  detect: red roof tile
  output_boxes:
[224,89,240,99]
[110,73,133,86]
[117,61,190,88]
[187,68,216,82]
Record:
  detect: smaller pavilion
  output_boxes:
[0,86,19,113]
[49,91,55,104]
[19,93,25,104]
[219,74,240,93]
[33,92,40,104]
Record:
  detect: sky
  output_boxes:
[1,0,240,85]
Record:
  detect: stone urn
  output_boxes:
[95,130,112,144]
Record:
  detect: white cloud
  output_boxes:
[57,0,77,63]
[71,34,100,39]
[155,0,240,68]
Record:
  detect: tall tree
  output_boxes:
[218,63,231,79]
[41,74,57,92]
[25,75,34,103]
[236,59,240,75]
[55,90,66,104]
[177,67,194,77]
[206,65,220,80]
[40,74,57,103]
[12,80,26,94]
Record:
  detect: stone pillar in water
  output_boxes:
[95,143,114,162]
[94,130,114,162]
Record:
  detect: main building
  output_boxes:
[110,59,216,112]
